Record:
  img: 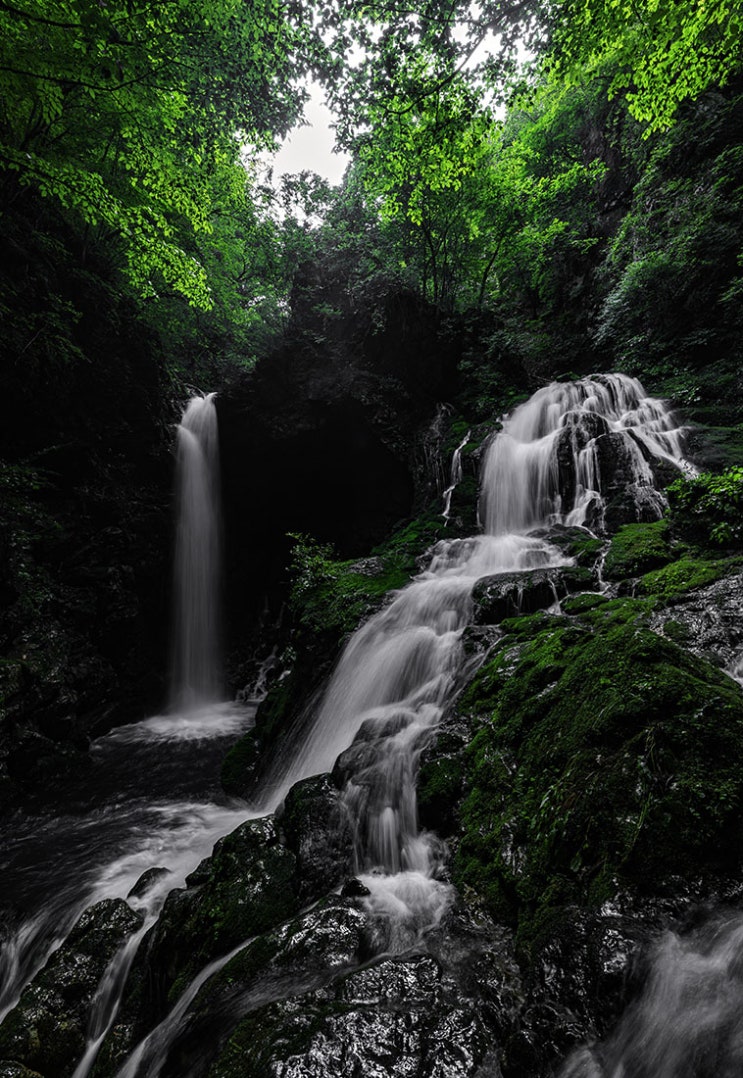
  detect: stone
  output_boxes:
[0,899,142,1078]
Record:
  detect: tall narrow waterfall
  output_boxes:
[170,393,222,711]
[257,373,690,945]
[0,373,697,1078]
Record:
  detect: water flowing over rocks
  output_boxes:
[0,901,143,1077]
[7,372,743,1078]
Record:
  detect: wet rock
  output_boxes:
[472,566,594,625]
[127,866,171,899]
[332,713,421,788]
[95,817,299,1073]
[153,815,298,988]
[529,525,606,570]
[595,432,667,531]
[649,570,743,671]
[0,898,142,1078]
[280,774,354,901]
[201,952,504,1078]
[153,897,369,1077]
[341,877,371,897]
[417,719,470,837]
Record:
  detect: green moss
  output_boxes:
[638,554,743,601]
[545,527,605,569]
[561,593,611,615]
[288,516,443,641]
[603,520,674,580]
[454,605,743,953]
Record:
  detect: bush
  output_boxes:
[668,466,743,545]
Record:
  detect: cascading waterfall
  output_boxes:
[479,374,692,536]
[170,393,222,711]
[0,373,696,1077]
[254,373,691,947]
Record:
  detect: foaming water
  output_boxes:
[106,702,251,745]
[480,373,691,535]
[560,913,743,1078]
[0,702,255,1024]
[170,393,222,711]
[257,374,690,951]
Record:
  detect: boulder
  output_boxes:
[0,899,142,1078]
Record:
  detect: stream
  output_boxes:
[3,374,734,1077]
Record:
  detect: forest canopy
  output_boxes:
[1,0,742,377]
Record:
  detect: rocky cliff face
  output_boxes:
[216,288,461,687]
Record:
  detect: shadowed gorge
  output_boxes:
[2,1,743,1074]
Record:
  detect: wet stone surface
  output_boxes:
[649,571,743,672]
[0,898,142,1078]
[206,953,504,1078]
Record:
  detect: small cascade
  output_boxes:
[480,373,691,535]
[442,429,470,521]
[170,393,222,711]
[559,913,743,1078]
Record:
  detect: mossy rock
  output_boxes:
[638,554,743,602]
[472,566,594,625]
[279,774,354,900]
[0,899,142,1078]
[532,525,606,569]
[160,898,369,1077]
[561,593,612,616]
[602,520,674,580]
[417,755,464,835]
[220,729,262,798]
[454,602,743,951]
[95,818,300,1071]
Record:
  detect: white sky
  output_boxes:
[270,83,350,186]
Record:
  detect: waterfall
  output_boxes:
[255,373,689,947]
[170,393,222,711]
[0,373,694,1077]
[480,373,691,535]
[442,429,470,521]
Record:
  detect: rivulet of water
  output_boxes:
[442,428,470,521]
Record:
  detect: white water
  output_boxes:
[442,428,470,521]
[481,373,691,535]
[254,373,690,946]
[0,373,692,1075]
[560,913,743,1078]
[170,393,222,710]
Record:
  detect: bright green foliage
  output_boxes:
[351,68,607,312]
[0,0,307,305]
[668,467,743,546]
[551,0,743,134]
[596,92,743,373]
